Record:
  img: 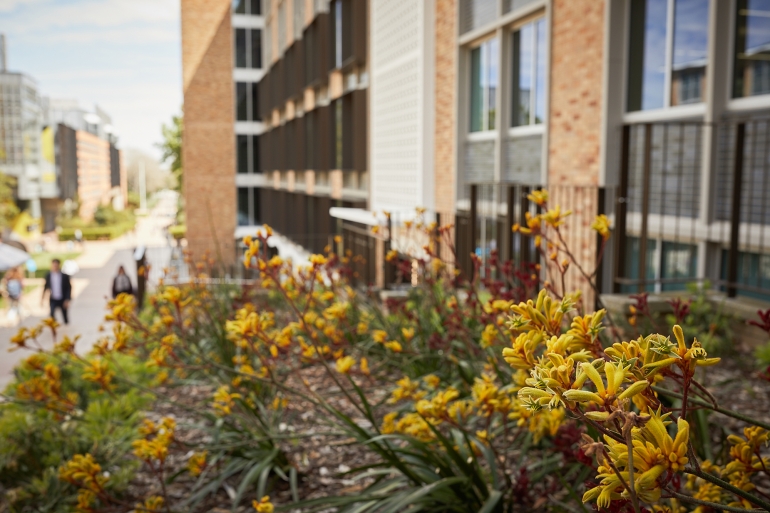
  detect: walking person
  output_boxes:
[41,258,72,325]
[112,265,134,298]
[3,267,24,323]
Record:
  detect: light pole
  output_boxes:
[139,159,147,211]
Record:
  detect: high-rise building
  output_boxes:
[0,35,126,232]
[0,53,52,221]
[44,99,127,224]
[182,0,770,301]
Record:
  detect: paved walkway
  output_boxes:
[0,191,179,389]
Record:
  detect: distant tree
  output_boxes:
[124,148,172,195]
[0,172,20,229]
[159,112,182,193]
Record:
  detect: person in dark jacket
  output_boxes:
[41,259,72,324]
[112,265,134,298]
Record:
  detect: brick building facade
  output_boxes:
[182,0,770,300]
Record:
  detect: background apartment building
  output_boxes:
[0,36,126,232]
[45,100,127,224]
[182,0,770,302]
[0,57,55,223]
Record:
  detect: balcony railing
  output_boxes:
[614,118,770,301]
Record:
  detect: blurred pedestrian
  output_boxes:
[74,228,84,248]
[3,267,24,323]
[41,258,72,325]
[112,265,134,298]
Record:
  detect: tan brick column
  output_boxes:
[181,0,237,265]
[547,0,606,306]
[435,0,457,260]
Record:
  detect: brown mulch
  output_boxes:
[122,351,770,512]
[126,365,390,512]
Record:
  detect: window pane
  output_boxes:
[534,19,546,123]
[233,0,246,14]
[486,38,498,130]
[252,135,261,173]
[237,135,248,174]
[513,24,533,126]
[621,237,658,293]
[251,82,259,120]
[627,0,667,111]
[236,82,248,121]
[671,0,708,105]
[734,0,770,98]
[250,0,260,15]
[335,100,343,169]
[235,29,247,68]
[251,29,262,69]
[252,188,262,224]
[470,46,484,132]
[335,0,343,68]
[237,188,250,226]
[661,241,697,291]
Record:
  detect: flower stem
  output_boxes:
[684,468,770,511]
[667,490,766,513]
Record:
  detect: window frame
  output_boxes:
[468,35,499,134]
[510,16,547,128]
[234,28,262,69]
[625,0,711,114]
[233,0,261,15]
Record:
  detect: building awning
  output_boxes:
[329,207,381,226]
[329,207,423,226]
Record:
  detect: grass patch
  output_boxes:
[30,251,81,278]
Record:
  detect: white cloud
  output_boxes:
[5,0,179,31]
[4,0,183,159]
[0,0,47,13]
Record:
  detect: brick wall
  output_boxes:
[547,0,606,305]
[181,0,236,264]
[75,130,111,221]
[434,0,457,259]
[548,0,605,186]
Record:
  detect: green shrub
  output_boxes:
[0,352,155,511]
[169,224,186,239]
[58,224,134,241]
[93,204,135,227]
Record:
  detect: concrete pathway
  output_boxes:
[0,191,179,389]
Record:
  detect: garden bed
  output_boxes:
[3,199,770,513]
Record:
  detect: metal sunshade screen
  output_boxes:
[460,0,498,34]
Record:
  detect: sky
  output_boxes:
[0,0,181,160]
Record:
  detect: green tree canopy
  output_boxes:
[158,112,182,193]
[0,172,20,229]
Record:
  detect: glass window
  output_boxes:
[235,29,247,68]
[251,188,262,224]
[334,100,343,169]
[334,0,343,68]
[512,18,546,127]
[671,0,709,106]
[252,135,261,173]
[627,0,709,111]
[720,249,770,300]
[469,37,498,132]
[250,29,262,69]
[236,83,248,121]
[734,0,770,98]
[237,135,248,174]
[622,237,658,293]
[237,188,250,226]
[251,83,259,120]
[234,0,259,14]
[661,241,697,291]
